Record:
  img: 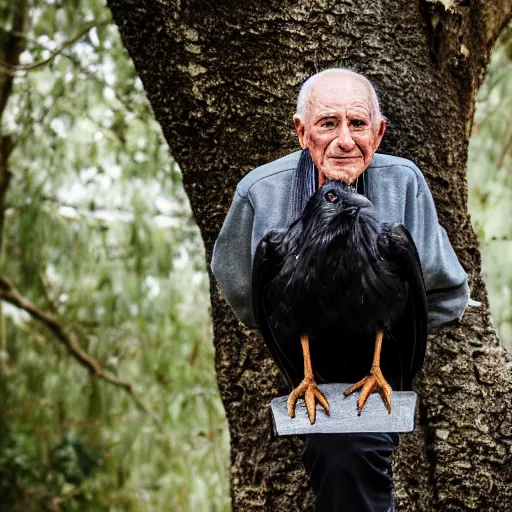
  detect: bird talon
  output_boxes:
[287,378,330,424]
[344,368,392,415]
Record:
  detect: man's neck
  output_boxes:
[315,169,366,196]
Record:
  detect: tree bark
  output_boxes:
[108,1,512,510]
[0,0,28,253]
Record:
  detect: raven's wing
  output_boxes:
[252,232,304,390]
[385,223,428,389]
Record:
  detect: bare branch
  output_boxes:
[0,275,141,400]
[496,121,512,169]
[0,19,111,77]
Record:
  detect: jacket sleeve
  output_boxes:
[405,172,469,331]
[211,188,257,327]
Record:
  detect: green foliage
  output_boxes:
[0,0,229,510]
[468,26,512,350]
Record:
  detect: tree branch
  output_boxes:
[0,19,111,77]
[423,0,512,49]
[0,0,29,117]
[0,275,140,398]
[496,120,512,169]
[0,134,15,254]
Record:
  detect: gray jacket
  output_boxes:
[211,151,469,330]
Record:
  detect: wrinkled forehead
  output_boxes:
[307,75,373,115]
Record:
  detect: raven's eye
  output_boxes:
[325,191,338,203]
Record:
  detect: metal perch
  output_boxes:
[269,383,417,436]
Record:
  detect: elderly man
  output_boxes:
[211,69,468,512]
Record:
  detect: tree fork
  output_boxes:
[108,1,512,510]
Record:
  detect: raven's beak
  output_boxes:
[350,192,372,209]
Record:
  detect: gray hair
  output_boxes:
[295,68,383,128]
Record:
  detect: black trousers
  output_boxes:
[301,433,399,512]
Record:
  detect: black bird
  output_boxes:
[251,180,427,424]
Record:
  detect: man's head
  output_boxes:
[293,69,386,186]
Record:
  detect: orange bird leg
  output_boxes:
[287,333,330,424]
[343,329,392,416]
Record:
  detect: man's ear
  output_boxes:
[293,115,307,149]
[373,119,387,151]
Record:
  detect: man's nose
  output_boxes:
[336,121,356,151]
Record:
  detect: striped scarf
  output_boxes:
[288,149,317,224]
[287,148,368,225]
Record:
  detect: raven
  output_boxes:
[252,180,427,424]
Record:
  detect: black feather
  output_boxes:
[252,180,427,391]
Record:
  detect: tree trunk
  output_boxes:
[108,1,512,510]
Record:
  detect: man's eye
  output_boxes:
[350,119,366,128]
[322,120,336,128]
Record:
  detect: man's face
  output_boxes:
[293,74,386,185]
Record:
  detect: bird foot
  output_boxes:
[344,367,392,416]
[287,377,330,424]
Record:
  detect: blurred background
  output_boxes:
[0,1,509,510]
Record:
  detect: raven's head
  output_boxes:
[292,180,377,258]
[302,180,373,223]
